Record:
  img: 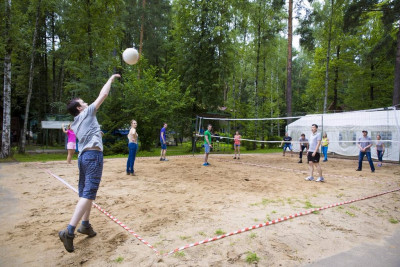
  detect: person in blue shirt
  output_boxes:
[160,123,168,161]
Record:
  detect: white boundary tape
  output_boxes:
[40,156,400,257]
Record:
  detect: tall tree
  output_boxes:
[1,0,12,158]
[286,0,293,117]
[19,0,42,153]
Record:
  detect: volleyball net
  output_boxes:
[194,107,400,162]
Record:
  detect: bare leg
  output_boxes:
[315,163,322,177]
[204,153,209,163]
[238,147,240,158]
[308,162,314,177]
[67,149,74,164]
[69,198,93,227]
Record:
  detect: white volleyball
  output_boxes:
[122,48,139,65]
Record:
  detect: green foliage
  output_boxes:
[246,252,260,264]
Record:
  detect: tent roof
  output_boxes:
[289,109,400,128]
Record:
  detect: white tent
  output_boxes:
[287,108,400,162]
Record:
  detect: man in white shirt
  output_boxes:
[305,124,324,182]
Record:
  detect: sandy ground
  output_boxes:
[0,153,400,266]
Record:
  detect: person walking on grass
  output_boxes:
[298,133,308,163]
[233,131,241,159]
[126,120,138,176]
[160,123,168,161]
[356,130,375,173]
[305,124,324,182]
[280,132,293,157]
[62,123,76,164]
[321,132,329,162]
[376,134,385,167]
[59,74,120,253]
[203,124,212,166]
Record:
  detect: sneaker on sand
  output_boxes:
[59,229,75,252]
[203,163,208,166]
[160,158,164,161]
[298,160,302,163]
[163,158,169,161]
[356,169,361,171]
[315,177,325,182]
[233,157,236,159]
[77,224,97,237]
[305,176,314,181]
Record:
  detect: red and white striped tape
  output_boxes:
[40,161,400,257]
[163,187,400,256]
[42,167,160,255]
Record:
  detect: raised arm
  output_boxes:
[61,124,67,133]
[93,74,121,110]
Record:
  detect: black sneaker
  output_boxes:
[77,224,97,237]
[59,229,75,252]
[371,170,375,173]
[356,169,361,171]
[298,160,302,163]
[160,158,164,161]
[163,158,169,161]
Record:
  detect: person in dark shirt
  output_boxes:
[280,132,293,157]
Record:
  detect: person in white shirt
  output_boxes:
[305,124,324,182]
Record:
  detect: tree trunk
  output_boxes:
[138,0,146,78]
[323,0,334,114]
[393,23,400,107]
[370,60,374,101]
[1,0,12,158]
[332,45,340,110]
[19,0,41,153]
[286,0,293,118]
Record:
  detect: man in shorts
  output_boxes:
[203,124,212,166]
[280,132,293,157]
[305,124,324,182]
[356,130,375,172]
[160,123,168,161]
[298,133,308,163]
[58,74,120,252]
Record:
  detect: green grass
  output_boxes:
[179,235,191,240]
[0,143,282,163]
[174,251,185,258]
[345,211,356,217]
[303,200,319,209]
[215,229,226,235]
[389,218,399,224]
[249,233,257,239]
[114,256,124,263]
[198,231,206,236]
[246,252,260,264]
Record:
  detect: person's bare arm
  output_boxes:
[61,124,67,133]
[93,74,121,110]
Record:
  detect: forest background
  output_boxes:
[1,0,399,157]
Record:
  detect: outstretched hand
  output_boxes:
[110,74,121,82]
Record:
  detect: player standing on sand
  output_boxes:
[305,124,324,182]
[203,124,212,166]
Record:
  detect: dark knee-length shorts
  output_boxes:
[78,150,103,200]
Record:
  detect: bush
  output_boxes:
[104,140,128,156]
[267,135,281,149]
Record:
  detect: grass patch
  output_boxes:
[303,200,319,209]
[198,231,206,236]
[114,256,124,263]
[336,193,345,198]
[215,229,226,235]
[345,211,356,217]
[249,233,257,239]
[349,205,360,211]
[174,251,185,258]
[271,210,277,214]
[179,235,191,240]
[389,218,399,224]
[246,252,260,264]
[312,211,320,214]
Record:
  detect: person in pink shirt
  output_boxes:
[233,131,241,159]
[62,123,76,164]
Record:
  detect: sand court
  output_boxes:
[1,154,400,266]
